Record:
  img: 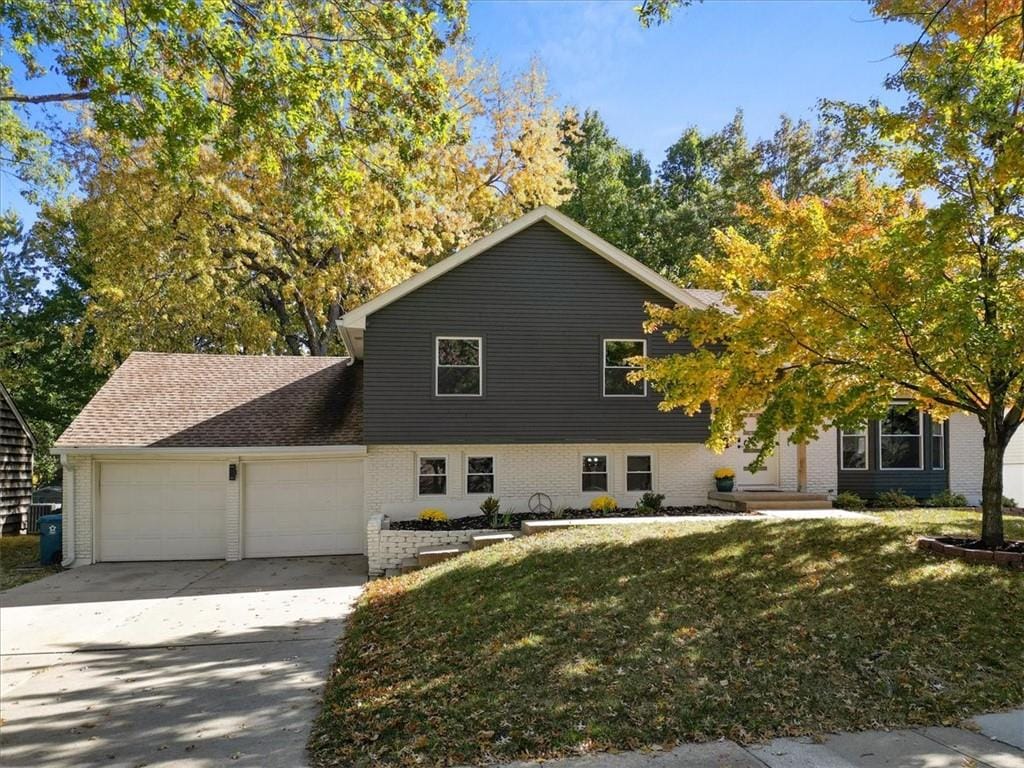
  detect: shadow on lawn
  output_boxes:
[311,518,1024,768]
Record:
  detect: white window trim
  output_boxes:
[878,406,924,471]
[435,336,482,397]
[465,454,496,496]
[625,453,655,493]
[931,420,945,470]
[416,454,449,497]
[581,453,610,493]
[603,338,647,397]
[839,426,869,471]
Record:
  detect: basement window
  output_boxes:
[418,456,447,495]
[582,455,609,492]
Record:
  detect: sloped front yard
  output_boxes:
[310,510,1024,767]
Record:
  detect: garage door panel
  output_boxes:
[99,461,226,561]
[243,459,363,557]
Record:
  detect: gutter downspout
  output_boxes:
[60,454,76,568]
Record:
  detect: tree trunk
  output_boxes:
[980,426,1006,548]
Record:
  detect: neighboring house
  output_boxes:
[52,207,985,565]
[1006,429,1024,505]
[1,381,36,536]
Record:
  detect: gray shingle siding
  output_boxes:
[363,221,711,444]
[836,416,949,500]
[1,393,33,531]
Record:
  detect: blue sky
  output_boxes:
[467,0,913,162]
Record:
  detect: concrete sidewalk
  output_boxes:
[496,710,1024,768]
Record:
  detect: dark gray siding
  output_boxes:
[837,416,949,500]
[1,393,33,531]
[363,221,710,444]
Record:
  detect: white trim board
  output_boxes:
[337,207,710,358]
[52,445,367,457]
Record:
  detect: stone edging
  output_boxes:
[366,514,499,576]
[916,536,1024,568]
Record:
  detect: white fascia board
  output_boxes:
[338,206,710,336]
[51,444,367,457]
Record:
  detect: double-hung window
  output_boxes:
[603,340,646,397]
[466,456,495,494]
[879,405,922,469]
[436,337,481,396]
[931,420,945,470]
[582,455,608,492]
[626,455,653,491]
[840,425,868,470]
[418,457,447,495]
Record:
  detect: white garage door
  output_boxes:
[242,459,364,557]
[98,461,226,561]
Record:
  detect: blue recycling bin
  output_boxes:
[38,513,62,565]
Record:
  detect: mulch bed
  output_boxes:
[389,505,745,531]
[917,536,1024,568]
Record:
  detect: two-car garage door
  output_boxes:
[97,459,364,561]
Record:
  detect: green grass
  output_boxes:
[311,509,1023,767]
[1,535,60,591]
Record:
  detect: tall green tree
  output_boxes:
[639,0,1024,546]
[1,203,105,484]
[559,111,661,266]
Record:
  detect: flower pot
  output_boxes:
[715,477,734,492]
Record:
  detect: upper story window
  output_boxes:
[604,339,646,397]
[879,405,922,470]
[840,425,868,470]
[931,420,945,470]
[436,337,481,396]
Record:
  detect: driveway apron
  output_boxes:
[0,556,365,767]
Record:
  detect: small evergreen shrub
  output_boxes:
[636,492,666,513]
[874,489,917,509]
[589,495,619,513]
[925,489,968,508]
[1004,496,1019,508]
[833,491,866,510]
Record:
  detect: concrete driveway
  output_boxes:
[0,557,366,767]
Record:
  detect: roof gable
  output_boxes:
[338,206,709,358]
[0,381,36,449]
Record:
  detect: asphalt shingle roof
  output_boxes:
[55,352,363,449]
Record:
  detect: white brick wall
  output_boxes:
[949,412,984,504]
[365,440,835,521]
[225,457,241,560]
[62,454,94,566]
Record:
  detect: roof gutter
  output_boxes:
[51,444,367,457]
[60,454,75,568]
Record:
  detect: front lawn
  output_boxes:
[1,535,59,591]
[311,509,1023,767]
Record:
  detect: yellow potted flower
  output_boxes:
[714,467,736,492]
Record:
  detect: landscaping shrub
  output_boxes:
[636,491,665,513]
[479,496,501,526]
[834,490,866,510]
[1004,496,1019,508]
[589,495,619,513]
[874,489,917,509]
[926,489,969,508]
[418,508,448,523]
